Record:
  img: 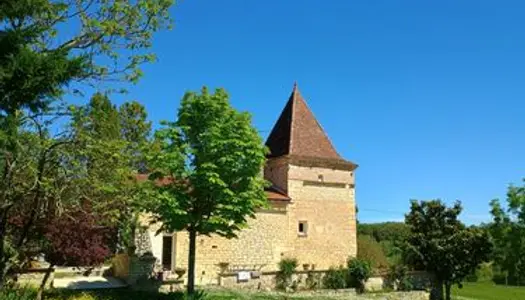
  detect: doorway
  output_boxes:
[162,235,173,271]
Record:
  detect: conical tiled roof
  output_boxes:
[265,83,357,170]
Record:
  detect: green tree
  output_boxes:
[145,87,268,297]
[490,179,525,285]
[404,200,492,300]
[118,101,152,253]
[119,101,152,173]
[70,94,136,253]
[0,0,173,284]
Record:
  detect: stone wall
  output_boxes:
[218,270,328,290]
[366,271,433,292]
[174,208,291,285]
[286,164,357,269]
[217,270,430,300]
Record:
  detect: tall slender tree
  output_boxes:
[146,87,268,297]
[118,101,152,253]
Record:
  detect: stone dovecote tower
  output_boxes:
[264,83,358,268]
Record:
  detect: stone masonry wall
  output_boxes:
[286,165,357,269]
[174,208,290,285]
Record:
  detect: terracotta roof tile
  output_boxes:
[265,83,357,170]
[135,174,290,202]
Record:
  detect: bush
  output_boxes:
[477,262,494,282]
[305,271,322,290]
[347,258,372,293]
[387,264,413,291]
[357,235,389,270]
[0,287,36,300]
[276,257,298,290]
[323,266,348,289]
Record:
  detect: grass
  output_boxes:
[452,282,525,300]
[33,288,340,300]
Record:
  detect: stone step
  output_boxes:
[53,276,127,290]
[53,266,111,278]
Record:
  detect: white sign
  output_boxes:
[237,271,250,282]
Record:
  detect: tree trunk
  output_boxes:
[36,265,54,300]
[187,229,197,298]
[430,279,444,300]
[445,282,451,300]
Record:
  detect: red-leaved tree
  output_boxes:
[35,204,112,300]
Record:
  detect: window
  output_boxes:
[298,221,308,237]
[318,174,324,182]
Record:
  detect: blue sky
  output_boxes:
[106,0,525,224]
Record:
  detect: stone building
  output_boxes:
[146,84,358,284]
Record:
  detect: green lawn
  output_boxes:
[6,288,346,300]
[452,282,525,300]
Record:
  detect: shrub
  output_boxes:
[476,262,494,282]
[357,235,389,270]
[387,264,413,291]
[347,258,372,293]
[0,287,36,300]
[323,266,348,289]
[305,271,322,290]
[276,258,298,290]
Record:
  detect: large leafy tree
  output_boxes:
[146,87,268,296]
[0,114,76,285]
[0,0,173,284]
[489,179,525,285]
[404,200,492,300]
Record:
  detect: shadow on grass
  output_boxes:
[45,288,185,300]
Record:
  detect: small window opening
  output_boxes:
[298,221,308,237]
[318,174,324,182]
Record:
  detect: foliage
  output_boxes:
[0,0,174,107]
[0,112,80,282]
[387,264,413,291]
[144,87,268,296]
[0,286,36,300]
[358,222,410,243]
[323,266,348,290]
[347,258,372,293]
[357,235,389,270]
[42,204,111,267]
[276,258,298,290]
[358,223,408,265]
[305,270,322,290]
[404,200,493,300]
[465,262,494,283]
[489,179,525,286]
[119,101,152,173]
[0,0,172,285]
[0,93,151,285]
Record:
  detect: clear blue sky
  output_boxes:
[109,0,525,224]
